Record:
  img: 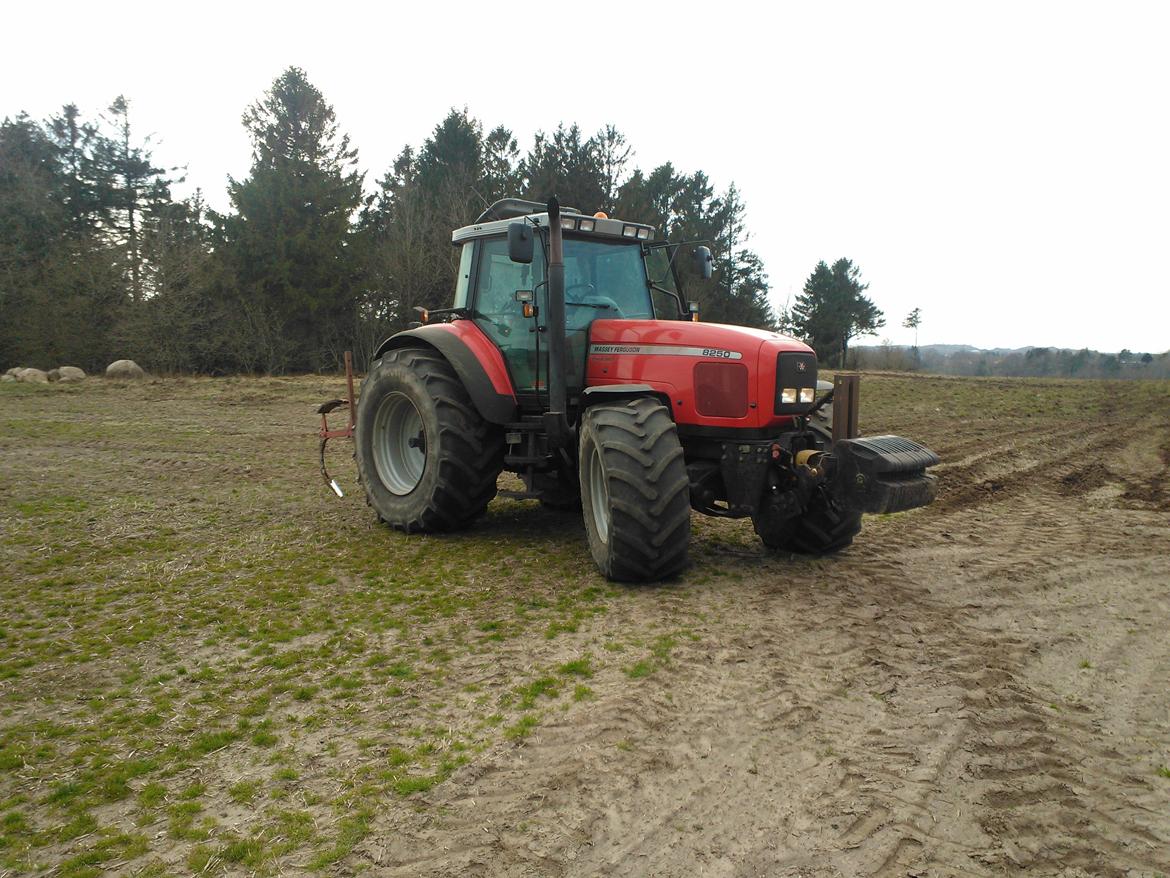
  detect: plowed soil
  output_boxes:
[2,373,1168,877]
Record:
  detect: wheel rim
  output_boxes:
[589,446,610,543]
[372,392,426,495]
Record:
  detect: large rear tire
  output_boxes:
[356,347,504,532]
[578,398,691,581]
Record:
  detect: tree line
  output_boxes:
[2,67,805,375]
[853,343,1170,379]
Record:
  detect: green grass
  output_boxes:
[505,714,540,740]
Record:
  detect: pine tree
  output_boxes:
[902,307,922,367]
[792,259,885,366]
[220,67,364,372]
[94,96,183,303]
[521,124,606,212]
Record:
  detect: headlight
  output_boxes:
[781,388,797,404]
[799,387,816,404]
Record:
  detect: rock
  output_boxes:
[47,368,60,382]
[57,366,86,382]
[17,368,49,383]
[1,374,14,383]
[4,367,21,377]
[105,359,145,379]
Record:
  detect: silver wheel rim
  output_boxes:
[589,446,610,543]
[372,392,426,495]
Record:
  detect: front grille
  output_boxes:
[774,352,817,414]
[694,362,749,418]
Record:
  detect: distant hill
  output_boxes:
[849,343,1168,379]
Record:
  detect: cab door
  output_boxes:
[470,236,547,397]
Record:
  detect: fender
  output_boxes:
[374,322,517,425]
[581,384,673,413]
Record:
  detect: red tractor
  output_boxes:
[348,197,937,581]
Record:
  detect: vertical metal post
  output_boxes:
[832,373,860,443]
[344,351,356,431]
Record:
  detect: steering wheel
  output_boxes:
[566,283,595,299]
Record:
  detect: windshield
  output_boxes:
[563,238,653,320]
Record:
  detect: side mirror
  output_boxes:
[508,222,533,264]
[694,246,713,280]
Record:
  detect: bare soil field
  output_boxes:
[2,373,1169,877]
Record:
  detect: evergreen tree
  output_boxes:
[94,96,183,303]
[792,258,885,366]
[1,109,126,370]
[903,307,922,367]
[220,67,364,372]
[594,125,631,213]
[521,123,606,212]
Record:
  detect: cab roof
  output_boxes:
[451,200,656,246]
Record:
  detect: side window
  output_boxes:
[652,288,683,320]
[473,237,543,315]
[452,243,474,309]
[646,246,683,320]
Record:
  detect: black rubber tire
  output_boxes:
[535,467,581,512]
[578,398,691,581]
[356,347,503,532]
[755,489,861,554]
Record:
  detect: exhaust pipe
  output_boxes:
[544,196,571,447]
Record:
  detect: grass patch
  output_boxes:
[625,660,654,679]
[505,714,540,740]
[558,657,593,678]
[517,677,560,709]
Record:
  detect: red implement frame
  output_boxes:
[317,351,357,497]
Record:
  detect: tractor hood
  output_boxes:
[585,320,817,430]
[588,319,813,360]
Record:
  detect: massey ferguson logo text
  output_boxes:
[589,344,743,360]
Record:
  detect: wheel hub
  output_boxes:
[372,392,426,495]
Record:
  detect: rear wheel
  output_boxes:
[356,347,504,532]
[578,398,691,581]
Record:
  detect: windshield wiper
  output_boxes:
[566,302,611,309]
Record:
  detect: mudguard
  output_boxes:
[374,322,517,425]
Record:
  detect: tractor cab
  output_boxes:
[449,199,705,411]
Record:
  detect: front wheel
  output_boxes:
[578,399,691,581]
[753,490,861,554]
[356,347,503,532]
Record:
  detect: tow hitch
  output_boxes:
[316,351,357,498]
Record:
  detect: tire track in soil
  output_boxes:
[356,414,1170,876]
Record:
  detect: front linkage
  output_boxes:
[712,374,938,551]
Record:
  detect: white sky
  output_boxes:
[5,1,1168,353]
